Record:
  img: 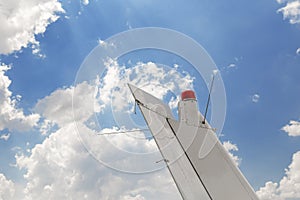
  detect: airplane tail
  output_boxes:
[128,84,259,200]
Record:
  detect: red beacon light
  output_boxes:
[181,90,196,101]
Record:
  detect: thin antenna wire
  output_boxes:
[202,74,215,124]
[97,128,149,135]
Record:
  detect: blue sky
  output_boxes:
[0,0,300,199]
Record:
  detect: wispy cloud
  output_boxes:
[221,56,242,72]
[296,47,300,55]
[126,21,133,29]
[81,0,89,6]
[0,133,10,141]
[252,94,260,103]
[97,39,116,48]
[227,63,237,69]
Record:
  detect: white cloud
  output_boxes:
[0,132,10,141]
[97,58,194,113]
[11,60,198,199]
[277,0,300,24]
[15,123,181,199]
[256,151,300,200]
[82,0,89,5]
[97,39,116,48]
[32,46,46,59]
[252,94,260,103]
[0,64,40,131]
[256,181,282,200]
[222,141,241,167]
[38,119,56,136]
[35,81,99,128]
[227,63,237,68]
[0,173,15,199]
[168,96,180,110]
[296,48,300,55]
[281,120,300,137]
[277,0,286,3]
[257,118,300,198]
[0,0,65,55]
[278,152,300,199]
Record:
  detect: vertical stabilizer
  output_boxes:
[128,84,259,200]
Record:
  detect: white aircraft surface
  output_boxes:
[128,84,259,200]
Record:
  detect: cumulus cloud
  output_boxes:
[222,141,241,167]
[0,0,65,55]
[97,58,194,113]
[0,173,15,199]
[257,118,300,199]
[38,60,195,172]
[35,59,193,130]
[18,84,182,198]
[281,120,300,137]
[16,123,181,199]
[11,60,197,199]
[0,64,40,131]
[256,151,300,200]
[256,181,282,200]
[277,0,300,24]
[35,81,99,128]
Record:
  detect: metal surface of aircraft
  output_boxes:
[128,84,259,200]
